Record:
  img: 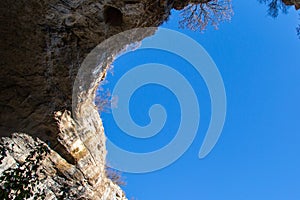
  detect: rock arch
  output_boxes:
[0,0,195,198]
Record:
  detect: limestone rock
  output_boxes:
[0,133,126,199]
[0,0,194,199]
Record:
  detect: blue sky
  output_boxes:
[100,1,300,199]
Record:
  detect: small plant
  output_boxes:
[95,88,113,113]
[105,166,126,186]
[95,88,118,114]
[96,64,118,113]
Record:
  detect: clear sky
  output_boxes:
[100,1,300,199]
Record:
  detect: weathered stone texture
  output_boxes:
[0,0,171,144]
[0,132,126,199]
[0,0,188,199]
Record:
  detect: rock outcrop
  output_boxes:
[0,131,126,199]
[0,0,173,156]
[0,0,201,199]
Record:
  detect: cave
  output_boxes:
[104,6,123,26]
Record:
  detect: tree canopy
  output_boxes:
[179,0,233,31]
[259,0,300,38]
[259,0,288,17]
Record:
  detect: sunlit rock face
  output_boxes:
[0,0,183,199]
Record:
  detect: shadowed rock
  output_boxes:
[0,0,193,198]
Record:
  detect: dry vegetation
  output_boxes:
[179,0,233,31]
[259,0,288,17]
[259,0,300,38]
[105,166,126,186]
[297,18,300,38]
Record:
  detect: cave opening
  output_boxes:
[104,6,123,26]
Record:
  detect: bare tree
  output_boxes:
[258,0,288,17]
[259,0,300,38]
[105,166,126,186]
[179,0,233,31]
[297,20,300,38]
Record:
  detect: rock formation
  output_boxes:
[2,0,297,198]
[0,0,202,199]
[0,0,174,159]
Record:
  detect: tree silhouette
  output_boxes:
[297,14,300,38]
[259,0,288,17]
[179,0,233,31]
[259,0,300,38]
[297,22,300,38]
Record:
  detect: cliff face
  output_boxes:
[0,0,172,158]
[0,111,129,199]
[0,0,192,199]
[1,0,298,198]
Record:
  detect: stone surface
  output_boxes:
[0,132,126,199]
[0,0,173,149]
[0,0,234,199]
[0,0,200,199]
